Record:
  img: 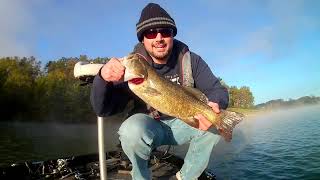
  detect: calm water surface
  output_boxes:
[1,106,319,180]
[209,105,320,180]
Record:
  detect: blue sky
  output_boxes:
[0,0,319,105]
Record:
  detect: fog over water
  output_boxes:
[1,105,319,179]
[207,105,320,179]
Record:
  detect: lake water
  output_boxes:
[1,105,319,179]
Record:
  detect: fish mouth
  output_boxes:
[124,71,145,85]
[128,78,144,85]
[124,70,143,80]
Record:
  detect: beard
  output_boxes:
[149,49,170,60]
[147,40,173,61]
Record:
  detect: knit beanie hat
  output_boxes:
[136,3,177,42]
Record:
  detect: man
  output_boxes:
[91,3,229,180]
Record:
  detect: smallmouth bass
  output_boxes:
[122,54,244,142]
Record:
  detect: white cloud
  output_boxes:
[0,0,38,57]
[248,0,318,59]
[187,0,319,65]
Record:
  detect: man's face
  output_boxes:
[142,28,174,63]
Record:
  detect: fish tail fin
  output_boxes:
[215,110,244,142]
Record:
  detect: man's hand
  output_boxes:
[100,58,125,83]
[194,102,220,131]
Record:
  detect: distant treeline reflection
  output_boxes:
[1,56,317,123]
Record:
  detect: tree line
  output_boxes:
[255,96,320,109]
[0,56,254,123]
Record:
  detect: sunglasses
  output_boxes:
[143,28,173,39]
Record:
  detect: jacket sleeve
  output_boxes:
[191,53,229,110]
[90,70,131,117]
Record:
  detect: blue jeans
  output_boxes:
[118,113,220,180]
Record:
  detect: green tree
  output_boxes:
[0,57,41,120]
[228,86,254,108]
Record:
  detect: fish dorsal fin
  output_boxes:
[183,87,208,103]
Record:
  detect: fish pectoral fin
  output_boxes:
[183,87,208,103]
[143,87,162,96]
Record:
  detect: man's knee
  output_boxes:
[118,113,160,146]
[201,131,221,146]
[118,113,158,159]
[118,113,152,138]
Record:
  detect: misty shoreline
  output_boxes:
[241,104,320,119]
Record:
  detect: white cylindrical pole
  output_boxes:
[98,116,107,180]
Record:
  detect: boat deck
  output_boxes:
[0,148,215,180]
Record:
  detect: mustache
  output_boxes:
[153,40,166,46]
